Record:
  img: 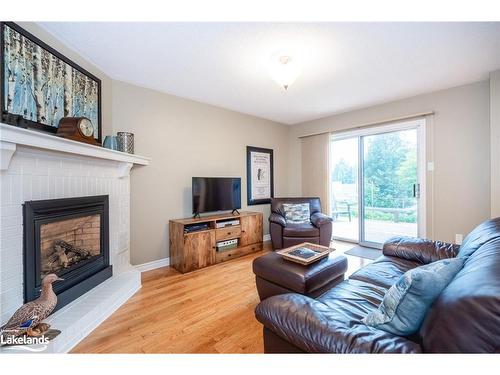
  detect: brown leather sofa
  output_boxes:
[269,197,333,250]
[255,217,500,353]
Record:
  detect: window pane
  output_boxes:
[362,129,418,244]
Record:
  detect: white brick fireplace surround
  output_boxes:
[0,123,150,353]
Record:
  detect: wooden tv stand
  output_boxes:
[169,211,263,273]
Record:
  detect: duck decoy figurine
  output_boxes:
[0,274,63,339]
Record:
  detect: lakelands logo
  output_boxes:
[1,335,49,346]
[1,334,50,352]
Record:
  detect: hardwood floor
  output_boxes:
[71,240,375,353]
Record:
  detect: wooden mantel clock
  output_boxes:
[56,117,100,146]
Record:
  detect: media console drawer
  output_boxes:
[215,242,263,263]
[216,226,241,240]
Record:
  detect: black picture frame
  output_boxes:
[246,146,274,205]
[0,22,102,143]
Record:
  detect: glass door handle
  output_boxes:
[413,183,421,198]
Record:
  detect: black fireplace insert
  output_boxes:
[23,195,112,311]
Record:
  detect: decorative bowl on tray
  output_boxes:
[277,242,334,265]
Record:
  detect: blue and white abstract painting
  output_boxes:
[2,24,99,138]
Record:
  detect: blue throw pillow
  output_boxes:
[362,257,465,336]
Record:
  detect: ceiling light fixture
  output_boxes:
[268,53,301,90]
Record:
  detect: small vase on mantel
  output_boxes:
[103,136,118,150]
[116,132,134,154]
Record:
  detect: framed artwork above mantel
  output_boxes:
[0,22,102,143]
[247,146,274,205]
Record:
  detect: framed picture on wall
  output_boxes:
[247,146,274,205]
[0,22,102,143]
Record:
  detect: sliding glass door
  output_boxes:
[330,120,424,248]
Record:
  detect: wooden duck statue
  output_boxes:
[0,274,63,338]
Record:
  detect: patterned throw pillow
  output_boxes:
[362,257,465,336]
[282,203,310,224]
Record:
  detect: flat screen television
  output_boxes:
[192,177,241,215]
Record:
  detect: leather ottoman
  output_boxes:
[252,251,348,301]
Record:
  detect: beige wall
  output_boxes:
[111,80,290,265]
[289,81,491,243]
[490,70,500,217]
[16,23,113,137]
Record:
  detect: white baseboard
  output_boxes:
[136,236,269,273]
[135,257,170,272]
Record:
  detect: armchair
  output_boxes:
[269,197,333,250]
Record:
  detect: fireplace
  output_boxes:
[23,195,112,312]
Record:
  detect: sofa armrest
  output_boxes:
[383,236,460,265]
[255,294,421,353]
[269,213,286,227]
[310,212,333,228]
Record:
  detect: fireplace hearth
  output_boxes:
[23,195,112,312]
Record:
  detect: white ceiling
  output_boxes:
[39,22,500,124]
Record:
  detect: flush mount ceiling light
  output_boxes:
[268,53,301,90]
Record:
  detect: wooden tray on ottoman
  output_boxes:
[277,242,334,265]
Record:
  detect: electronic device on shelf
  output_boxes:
[216,239,239,252]
[192,177,241,217]
[184,223,210,233]
[216,219,240,229]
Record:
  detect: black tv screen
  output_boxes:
[192,177,241,214]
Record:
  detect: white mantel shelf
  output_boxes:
[0,123,151,171]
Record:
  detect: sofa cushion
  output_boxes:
[283,223,319,237]
[363,258,465,336]
[255,279,422,353]
[383,236,460,265]
[282,203,310,224]
[350,255,419,289]
[317,278,387,313]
